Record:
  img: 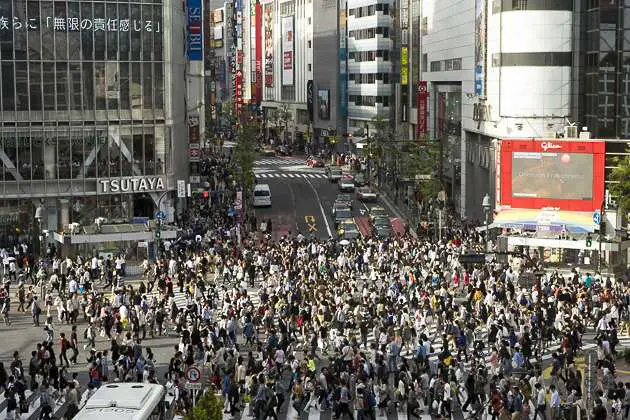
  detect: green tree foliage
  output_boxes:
[185,391,223,420]
[232,120,260,190]
[608,153,630,219]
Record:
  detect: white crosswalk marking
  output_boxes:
[255,158,306,166]
[254,173,326,179]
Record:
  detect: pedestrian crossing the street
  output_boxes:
[255,173,327,179]
[255,158,306,166]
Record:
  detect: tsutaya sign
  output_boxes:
[98,176,166,194]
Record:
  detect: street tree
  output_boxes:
[232,120,260,191]
[185,391,223,420]
[608,153,630,220]
[268,103,293,142]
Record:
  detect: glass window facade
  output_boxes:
[0,0,167,187]
[581,1,630,138]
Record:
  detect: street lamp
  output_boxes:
[482,193,491,252]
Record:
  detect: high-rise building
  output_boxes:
[346,0,393,136]
[0,0,188,243]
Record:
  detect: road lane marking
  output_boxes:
[305,215,318,232]
[305,179,333,237]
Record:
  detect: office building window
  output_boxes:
[430,61,442,72]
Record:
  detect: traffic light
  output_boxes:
[586,235,592,247]
[155,230,161,239]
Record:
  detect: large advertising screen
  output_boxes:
[499,139,605,212]
[511,152,593,200]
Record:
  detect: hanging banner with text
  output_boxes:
[187,0,203,61]
[282,16,294,86]
[255,1,263,104]
[417,81,428,136]
[263,3,274,87]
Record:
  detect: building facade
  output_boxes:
[260,0,313,148]
[0,0,188,242]
[346,0,393,136]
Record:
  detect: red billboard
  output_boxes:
[255,2,263,104]
[416,81,428,136]
[499,139,605,212]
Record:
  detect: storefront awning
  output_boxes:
[493,208,597,234]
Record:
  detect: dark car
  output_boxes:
[372,216,392,229]
[334,208,353,228]
[374,225,393,239]
[276,145,291,156]
[354,173,367,187]
[338,220,360,240]
[334,194,353,210]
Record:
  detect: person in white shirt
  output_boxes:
[534,383,547,420]
[442,380,452,417]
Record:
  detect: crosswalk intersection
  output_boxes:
[255,158,307,166]
[255,172,328,179]
[160,285,630,420]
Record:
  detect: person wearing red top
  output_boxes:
[59,332,70,368]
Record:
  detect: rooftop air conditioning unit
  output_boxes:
[564,125,578,138]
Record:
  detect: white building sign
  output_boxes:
[98,176,166,194]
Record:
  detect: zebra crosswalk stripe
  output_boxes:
[254,173,326,179]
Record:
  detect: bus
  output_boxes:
[73,383,175,420]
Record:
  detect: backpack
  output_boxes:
[366,392,377,408]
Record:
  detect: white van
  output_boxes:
[253,184,272,207]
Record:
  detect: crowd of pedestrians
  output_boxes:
[0,150,629,420]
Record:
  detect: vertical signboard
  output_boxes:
[187,0,203,61]
[234,0,244,117]
[339,0,348,117]
[282,16,294,86]
[307,80,314,121]
[474,0,486,96]
[264,3,274,87]
[417,81,428,136]
[400,0,409,122]
[255,1,263,104]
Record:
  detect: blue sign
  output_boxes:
[592,210,601,225]
[475,65,483,96]
[186,0,203,61]
[156,211,167,221]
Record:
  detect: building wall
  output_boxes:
[0,0,187,235]
[346,0,393,131]
[261,0,312,139]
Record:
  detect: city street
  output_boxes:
[251,157,405,240]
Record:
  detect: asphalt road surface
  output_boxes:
[252,156,404,241]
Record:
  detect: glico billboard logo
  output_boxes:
[540,142,562,152]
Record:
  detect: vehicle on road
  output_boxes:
[369,206,389,220]
[276,145,291,156]
[334,193,353,210]
[326,167,343,182]
[334,207,353,228]
[73,383,174,420]
[372,216,392,229]
[356,186,378,202]
[374,224,393,239]
[253,184,272,207]
[337,219,360,239]
[261,145,276,156]
[339,176,356,192]
[353,173,367,187]
[332,202,350,215]
[306,156,325,167]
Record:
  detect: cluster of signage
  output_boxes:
[233,0,244,117]
[0,16,160,32]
